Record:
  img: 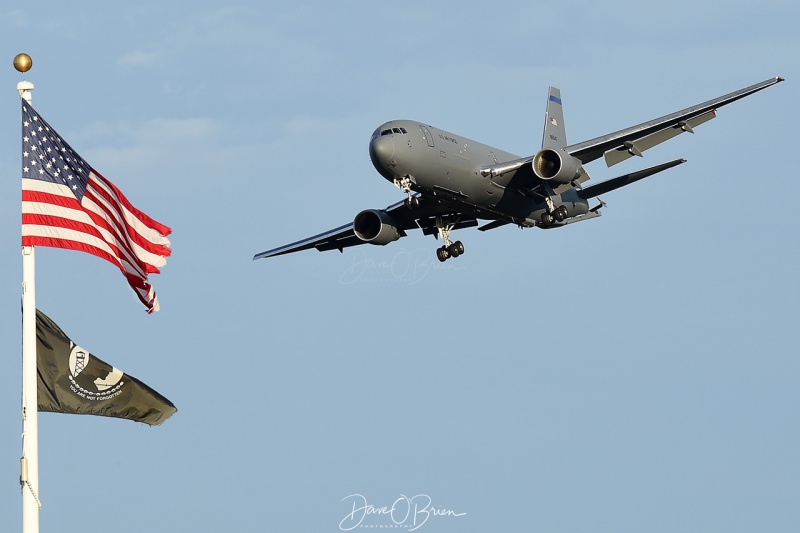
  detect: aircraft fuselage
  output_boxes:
[369,120,589,227]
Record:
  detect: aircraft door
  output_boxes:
[419,125,435,147]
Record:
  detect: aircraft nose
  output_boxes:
[369,135,394,169]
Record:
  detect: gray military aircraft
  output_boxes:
[254,76,783,262]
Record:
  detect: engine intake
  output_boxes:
[353,209,402,245]
[532,148,582,184]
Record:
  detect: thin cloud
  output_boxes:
[1,9,26,27]
[118,49,159,67]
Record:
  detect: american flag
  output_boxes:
[21,100,171,313]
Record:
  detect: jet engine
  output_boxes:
[353,209,402,245]
[532,148,582,184]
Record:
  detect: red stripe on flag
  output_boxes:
[21,213,150,277]
[22,187,155,276]
[20,101,171,313]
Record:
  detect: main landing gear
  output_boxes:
[434,217,465,262]
[540,205,568,225]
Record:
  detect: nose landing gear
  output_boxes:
[394,176,420,208]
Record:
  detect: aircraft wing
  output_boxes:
[253,195,479,259]
[479,76,783,181]
[566,76,784,166]
[253,221,360,259]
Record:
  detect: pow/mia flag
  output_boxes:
[36,309,176,426]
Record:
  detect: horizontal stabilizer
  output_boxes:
[577,158,686,199]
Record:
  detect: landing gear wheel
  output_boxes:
[541,212,554,226]
[554,205,568,222]
[434,217,465,262]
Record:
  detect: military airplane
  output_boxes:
[254,76,783,262]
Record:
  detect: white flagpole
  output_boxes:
[18,74,40,533]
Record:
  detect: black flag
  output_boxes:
[35,309,176,426]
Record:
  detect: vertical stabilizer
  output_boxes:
[542,87,567,149]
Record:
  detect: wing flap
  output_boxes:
[603,111,716,166]
[315,232,365,252]
[253,223,356,259]
[567,76,783,165]
[477,220,510,232]
[416,217,479,236]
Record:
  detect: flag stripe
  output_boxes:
[21,101,171,313]
[22,214,149,279]
[23,179,168,271]
[22,182,163,275]
[91,171,172,241]
[86,172,172,257]
[22,234,156,308]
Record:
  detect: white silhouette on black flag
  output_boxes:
[35,309,176,426]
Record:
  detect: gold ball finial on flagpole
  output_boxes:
[14,53,32,73]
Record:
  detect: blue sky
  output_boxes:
[1,2,798,531]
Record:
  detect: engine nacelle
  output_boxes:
[353,209,402,245]
[532,148,583,184]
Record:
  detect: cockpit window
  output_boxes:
[379,127,409,137]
